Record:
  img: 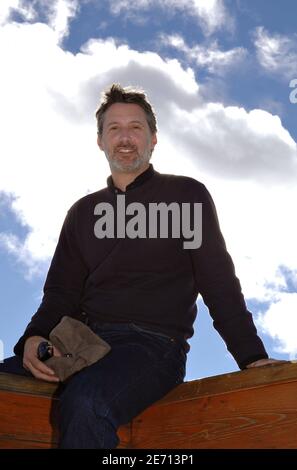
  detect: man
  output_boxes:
[1,84,281,448]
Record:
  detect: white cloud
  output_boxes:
[191,0,230,35]
[205,178,297,360]
[257,293,297,358]
[160,33,247,73]
[46,0,79,42]
[0,0,36,25]
[0,21,106,269]
[166,103,297,182]
[254,26,297,79]
[212,179,297,300]
[107,0,231,35]
[0,0,78,41]
[81,37,199,95]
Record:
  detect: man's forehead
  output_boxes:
[104,103,147,123]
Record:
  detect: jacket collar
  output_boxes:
[107,164,155,193]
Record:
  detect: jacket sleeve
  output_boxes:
[14,205,89,356]
[190,184,268,369]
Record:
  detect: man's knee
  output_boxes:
[58,383,119,449]
[59,379,111,420]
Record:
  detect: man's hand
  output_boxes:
[23,335,61,382]
[246,358,288,368]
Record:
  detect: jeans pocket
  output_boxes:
[129,322,174,345]
[160,341,187,384]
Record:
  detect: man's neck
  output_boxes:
[111,164,149,192]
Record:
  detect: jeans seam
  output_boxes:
[129,322,174,341]
[95,349,180,427]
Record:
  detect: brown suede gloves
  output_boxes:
[45,316,111,382]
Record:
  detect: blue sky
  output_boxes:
[0,0,297,381]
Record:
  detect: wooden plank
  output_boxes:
[0,388,131,449]
[1,363,297,449]
[131,380,297,448]
[158,362,297,404]
[0,390,58,448]
[0,438,54,449]
[117,425,132,449]
[0,373,58,398]
[2,363,297,401]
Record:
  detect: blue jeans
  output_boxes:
[0,356,32,376]
[58,322,186,448]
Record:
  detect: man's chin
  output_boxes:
[109,158,144,173]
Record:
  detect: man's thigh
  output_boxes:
[59,329,186,427]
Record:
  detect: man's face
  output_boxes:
[97,103,157,173]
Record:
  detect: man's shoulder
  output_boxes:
[156,171,208,195]
[68,187,109,213]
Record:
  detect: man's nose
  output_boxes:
[118,128,132,141]
[117,137,133,147]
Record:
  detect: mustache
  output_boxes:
[115,145,137,151]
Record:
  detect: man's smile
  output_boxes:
[117,148,135,154]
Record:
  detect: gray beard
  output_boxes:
[106,150,152,173]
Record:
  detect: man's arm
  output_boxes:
[14,205,89,357]
[190,184,270,369]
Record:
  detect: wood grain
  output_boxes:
[0,390,58,448]
[132,381,297,448]
[1,363,297,449]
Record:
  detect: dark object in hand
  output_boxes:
[37,341,53,362]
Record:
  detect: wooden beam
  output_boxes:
[1,362,297,448]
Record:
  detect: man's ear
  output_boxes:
[151,133,157,151]
[97,134,104,151]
